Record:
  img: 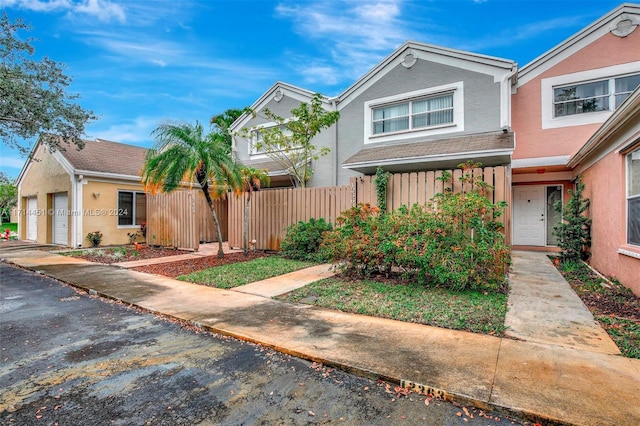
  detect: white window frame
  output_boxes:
[249,121,294,157]
[117,190,146,228]
[627,147,640,247]
[553,79,611,117]
[541,62,640,129]
[364,82,464,145]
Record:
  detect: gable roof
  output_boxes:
[337,40,517,107]
[517,3,640,86]
[57,138,148,177]
[229,81,333,133]
[16,137,149,185]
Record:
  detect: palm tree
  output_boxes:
[238,167,270,255]
[142,121,240,258]
[210,108,248,152]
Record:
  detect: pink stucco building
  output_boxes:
[511,3,640,294]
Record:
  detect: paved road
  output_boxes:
[0,263,525,425]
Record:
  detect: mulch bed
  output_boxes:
[131,251,268,278]
[557,264,640,322]
[72,246,190,265]
[573,282,640,322]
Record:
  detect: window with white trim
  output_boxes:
[118,191,146,226]
[250,124,291,156]
[553,73,640,117]
[628,147,640,246]
[372,93,454,135]
[364,82,463,144]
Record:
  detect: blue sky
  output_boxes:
[0,0,627,179]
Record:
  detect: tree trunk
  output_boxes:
[200,186,224,258]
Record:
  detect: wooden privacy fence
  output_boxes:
[228,186,353,251]
[228,166,510,251]
[146,189,228,251]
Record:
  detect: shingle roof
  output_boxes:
[59,138,149,177]
[239,158,293,176]
[343,130,514,166]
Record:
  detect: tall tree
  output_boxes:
[210,108,248,152]
[0,12,96,154]
[0,172,17,223]
[554,176,591,263]
[142,121,240,258]
[237,167,270,255]
[246,93,339,188]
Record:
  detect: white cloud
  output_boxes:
[0,0,126,23]
[298,64,341,86]
[459,14,588,52]
[85,116,160,145]
[0,155,28,169]
[74,0,126,23]
[275,0,411,84]
[77,30,185,65]
[0,0,71,12]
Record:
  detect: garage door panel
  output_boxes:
[53,193,68,246]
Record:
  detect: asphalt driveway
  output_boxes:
[0,263,523,425]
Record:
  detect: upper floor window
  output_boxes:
[250,129,265,155]
[364,82,464,144]
[553,73,640,118]
[616,74,640,107]
[628,147,640,246]
[250,124,291,156]
[372,94,454,135]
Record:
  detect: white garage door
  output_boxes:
[53,192,68,246]
[26,197,37,241]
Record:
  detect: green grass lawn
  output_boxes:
[277,277,509,335]
[178,256,316,289]
[1,222,17,233]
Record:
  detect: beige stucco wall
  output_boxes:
[17,143,146,247]
[80,180,145,247]
[512,30,640,162]
[581,147,640,296]
[18,145,71,244]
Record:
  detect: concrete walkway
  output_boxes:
[505,251,620,354]
[1,245,639,426]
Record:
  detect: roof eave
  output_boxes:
[568,86,640,167]
[74,169,143,182]
[338,40,516,103]
[343,148,514,170]
[518,3,640,84]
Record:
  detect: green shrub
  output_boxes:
[280,218,333,261]
[320,162,511,293]
[554,176,591,263]
[86,230,103,247]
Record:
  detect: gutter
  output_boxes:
[343,148,513,169]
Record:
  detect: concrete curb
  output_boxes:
[2,248,639,426]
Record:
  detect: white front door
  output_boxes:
[53,192,68,246]
[513,186,545,246]
[26,197,37,241]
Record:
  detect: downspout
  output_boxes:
[77,175,84,247]
[71,174,77,247]
[504,64,518,247]
[332,99,339,186]
[501,64,518,129]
